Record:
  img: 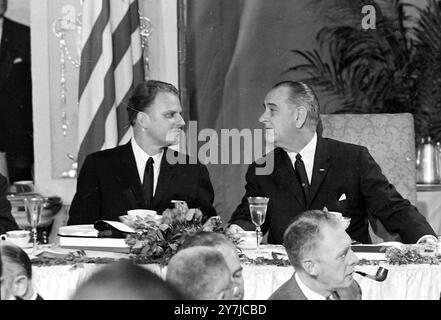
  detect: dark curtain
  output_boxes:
[185,0,327,223]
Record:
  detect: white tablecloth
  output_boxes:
[31,246,441,300]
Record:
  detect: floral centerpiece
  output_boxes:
[124,202,225,265]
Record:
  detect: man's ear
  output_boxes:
[295,106,308,129]
[11,275,29,299]
[136,111,150,129]
[301,258,318,277]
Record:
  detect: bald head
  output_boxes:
[166,246,232,300]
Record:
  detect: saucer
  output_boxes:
[19,242,33,249]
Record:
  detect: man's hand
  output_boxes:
[226,224,245,235]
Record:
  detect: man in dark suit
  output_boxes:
[68,80,216,225]
[0,0,34,183]
[0,173,18,234]
[228,81,435,244]
[269,210,361,300]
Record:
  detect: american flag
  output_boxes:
[77,0,145,170]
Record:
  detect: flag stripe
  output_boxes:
[78,22,114,143]
[78,0,110,99]
[78,0,145,171]
[112,1,139,67]
[116,57,145,141]
[78,63,116,167]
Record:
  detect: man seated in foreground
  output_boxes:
[166,246,233,300]
[68,80,216,225]
[0,242,43,300]
[181,231,244,300]
[228,80,436,244]
[71,261,184,300]
[269,209,361,300]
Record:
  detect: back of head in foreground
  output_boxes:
[181,231,244,299]
[166,246,233,300]
[71,261,184,300]
[0,241,35,300]
[283,210,360,299]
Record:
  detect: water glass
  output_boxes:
[248,196,269,254]
[23,195,44,251]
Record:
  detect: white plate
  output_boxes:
[58,224,98,237]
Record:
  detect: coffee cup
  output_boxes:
[127,209,157,220]
[0,230,31,247]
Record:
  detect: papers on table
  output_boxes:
[57,224,130,253]
[351,241,403,261]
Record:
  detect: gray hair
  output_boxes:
[283,210,340,269]
[166,246,230,300]
[272,81,320,128]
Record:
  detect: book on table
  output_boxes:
[58,221,135,253]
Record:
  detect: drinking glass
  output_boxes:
[23,195,44,252]
[248,196,269,254]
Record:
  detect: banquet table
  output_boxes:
[30,245,441,300]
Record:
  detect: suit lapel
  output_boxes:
[307,136,330,206]
[152,148,177,208]
[273,148,306,208]
[118,142,144,208]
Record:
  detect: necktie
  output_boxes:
[142,157,154,209]
[295,153,310,201]
[326,291,340,300]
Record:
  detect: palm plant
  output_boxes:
[288,0,441,142]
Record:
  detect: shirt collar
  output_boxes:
[286,132,317,183]
[291,132,317,160]
[295,272,327,300]
[131,138,164,165]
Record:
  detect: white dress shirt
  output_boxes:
[131,138,163,196]
[295,273,327,300]
[287,132,317,184]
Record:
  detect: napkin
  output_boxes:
[94,220,135,238]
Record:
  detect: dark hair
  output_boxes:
[271,81,321,127]
[127,80,179,125]
[181,231,234,250]
[0,243,32,279]
[283,210,340,269]
[72,261,184,300]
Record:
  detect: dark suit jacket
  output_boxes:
[268,273,361,300]
[0,173,18,234]
[229,137,435,244]
[68,142,217,225]
[0,18,33,179]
